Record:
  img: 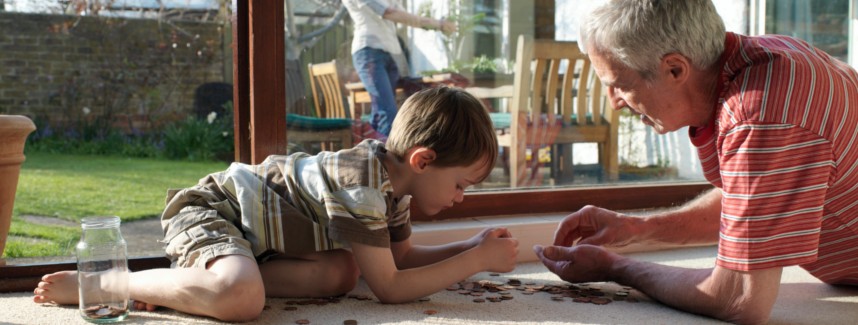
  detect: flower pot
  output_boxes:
[0,115,36,266]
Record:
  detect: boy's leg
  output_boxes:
[260,249,359,297]
[34,255,265,322]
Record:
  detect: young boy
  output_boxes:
[33,86,519,322]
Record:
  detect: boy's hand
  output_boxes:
[466,227,512,248]
[473,227,518,273]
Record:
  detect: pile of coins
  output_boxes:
[82,304,128,319]
[446,279,518,303]
[447,277,640,305]
[272,275,641,324]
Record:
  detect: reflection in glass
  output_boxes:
[3,2,234,262]
[766,0,849,62]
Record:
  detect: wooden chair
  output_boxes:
[286,60,353,153]
[488,35,619,187]
[308,60,349,119]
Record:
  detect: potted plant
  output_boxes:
[0,115,36,266]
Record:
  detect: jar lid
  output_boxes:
[81,216,121,229]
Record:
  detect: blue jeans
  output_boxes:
[352,47,400,136]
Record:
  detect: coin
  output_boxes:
[473,298,485,303]
[343,320,358,325]
[591,297,612,305]
[283,306,298,311]
[423,309,438,315]
[295,320,310,324]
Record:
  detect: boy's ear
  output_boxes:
[408,147,436,173]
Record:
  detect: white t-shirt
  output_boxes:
[342,0,403,56]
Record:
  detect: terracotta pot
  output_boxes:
[0,115,36,266]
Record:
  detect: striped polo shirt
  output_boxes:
[690,32,858,284]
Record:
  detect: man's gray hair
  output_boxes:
[579,0,726,79]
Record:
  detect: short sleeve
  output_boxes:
[325,187,392,247]
[716,122,834,271]
[354,0,390,16]
[387,196,411,242]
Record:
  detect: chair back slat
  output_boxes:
[518,37,605,127]
[308,60,348,119]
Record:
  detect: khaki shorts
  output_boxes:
[161,205,255,268]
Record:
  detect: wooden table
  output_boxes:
[344,73,514,119]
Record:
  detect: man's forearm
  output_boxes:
[641,188,722,245]
[610,256,780,324]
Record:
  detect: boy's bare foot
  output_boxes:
[132,300,159,311]
[32,271,78,305]
[33,271,162,311]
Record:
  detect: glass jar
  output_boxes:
[76,216,129,323]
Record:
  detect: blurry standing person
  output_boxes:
[343,0,456,137]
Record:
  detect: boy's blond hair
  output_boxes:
[386,86,498,182]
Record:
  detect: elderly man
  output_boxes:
[535,0,858,324]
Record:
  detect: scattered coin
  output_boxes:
[423,309,438,315]
[489,273,500,276]
[343,320,358,325]
[295,320,310,324]
[283,306,298,311]
[591,297,612,305]
[473,298,485,303]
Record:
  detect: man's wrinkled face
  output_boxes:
[590,51,687,134]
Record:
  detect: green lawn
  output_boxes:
[5,152,229,258]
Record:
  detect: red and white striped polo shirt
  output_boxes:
[690,32,858,284]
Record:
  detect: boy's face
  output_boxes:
[409,159,489,216]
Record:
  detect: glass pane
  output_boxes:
[2,1,234,263]
[766,0,849,61]
[289,0,735,191]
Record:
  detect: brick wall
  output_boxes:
[0,12,230,134]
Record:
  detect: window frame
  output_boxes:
[0,0,712,292]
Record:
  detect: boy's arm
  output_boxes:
[389,238,468,269]
[390,228,511,269]
[350,229,517,303]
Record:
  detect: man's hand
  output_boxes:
[533,244,620,283]
[553,205,642,247]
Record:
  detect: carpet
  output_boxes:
[3,246,857,325]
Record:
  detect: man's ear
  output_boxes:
[408,147,436,173]
[662,53,690,83]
